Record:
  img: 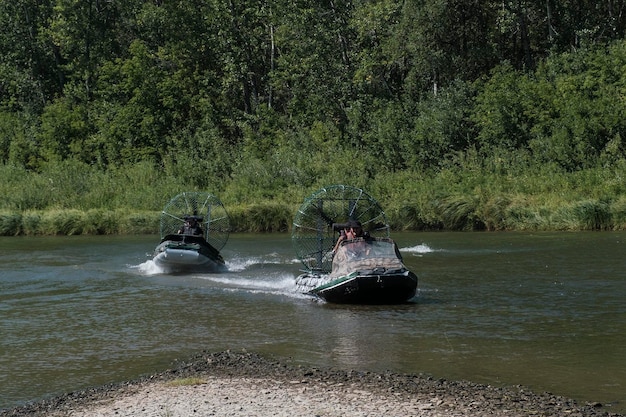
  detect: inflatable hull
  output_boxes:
[297,270,417,304]
[153,234,225,273]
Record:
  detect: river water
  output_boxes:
[0,232,624,413]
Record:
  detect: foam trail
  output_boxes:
[204,273,308,299]
[400,243,434,254]
[225,257,261,272]
[131,252,307,298]
[207,273,292,291]
[132,259,165,275]
[225,254,300,272]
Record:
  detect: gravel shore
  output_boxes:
[1,351,622,417]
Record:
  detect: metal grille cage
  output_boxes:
[291,185,389,273]
[159,191,230,250]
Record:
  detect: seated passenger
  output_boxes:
[178,216,204,236]
[332,220,369,257]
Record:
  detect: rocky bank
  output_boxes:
[1,351,622,417]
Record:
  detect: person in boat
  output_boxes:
[332,220,369,256]
[178,216,204,236]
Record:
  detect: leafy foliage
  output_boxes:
[2,1,626,232]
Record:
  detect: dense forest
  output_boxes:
[2,0,626,234]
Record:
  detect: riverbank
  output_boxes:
[1,351,621,417]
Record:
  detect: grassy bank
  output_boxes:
[2,197,626,236]
[0,204,296,236]
[2,159,626,236]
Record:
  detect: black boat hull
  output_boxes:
[308,271,418,304]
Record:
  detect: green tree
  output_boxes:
[472,63,536,153]
[350,0,404,99]
[271,0,356,129]
[529,41,626,170]
[385,0,499,97]
[409,80,477,170]
[46,0,125,98]
[38,95,91,162]
[0,0,59,113]
[546,0,626,50]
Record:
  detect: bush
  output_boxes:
[503,199,548,231]
[0,211,21,235]
[21,211,42,235]
[40,209,85,235]
[229,203,294,232]
[437,195,482,231]
[574,200,612,230]
[610,197,626,230]
[83,209,122,235]
[388,204,433,231]
[122,211,160,235]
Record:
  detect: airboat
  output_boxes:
[152,192,230,273]
[292,185,418,304]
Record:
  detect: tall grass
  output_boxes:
[3,156,626,234]
[22,211,42,235]
[39,209,85,235]
[437,195,482,231]
[83,209,122,234]
[389,204,435,231]
[371,160,626,232]
[502,200,550,231]
[229,203,294,232]
[0,209,160,235]
[0,161,183,212]
[610,197,626,229]
[0,212,21,235]
[122,211,160,234]
[548,200,614,231]
[572,200,612,231]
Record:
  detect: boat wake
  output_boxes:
[400,243,435,254]
[133,259,166,275]
[203,274,302,296]
[132,258,227,275]
[130,254,307,299]
[224,253,300,272]
[206,254,304,298]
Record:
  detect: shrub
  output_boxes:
[40,209,85,235]
[245,203,292,232]
[573,199,612,230]
[83,209,121,235]
[437,195,482,230]
[610,197,626,230]
[122,211,160,234]
[389,204,432,231]
[0,212,21,235]
[21,211,42,235]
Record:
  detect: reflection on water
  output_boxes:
[329,310,367,368]
[0,232,625,413]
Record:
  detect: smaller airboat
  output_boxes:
[152,192,230,273]
[292,185,418,304]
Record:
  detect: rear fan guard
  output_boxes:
[291,185,389,273]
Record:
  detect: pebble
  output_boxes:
[1,351,622,417]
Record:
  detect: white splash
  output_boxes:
[225,257,263,272]
[400,243,435,254]
[225,254,300,272]
[132,259,165,275]
[207,274,294,291]
[130,252,309,299]
[203,273,308,299]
